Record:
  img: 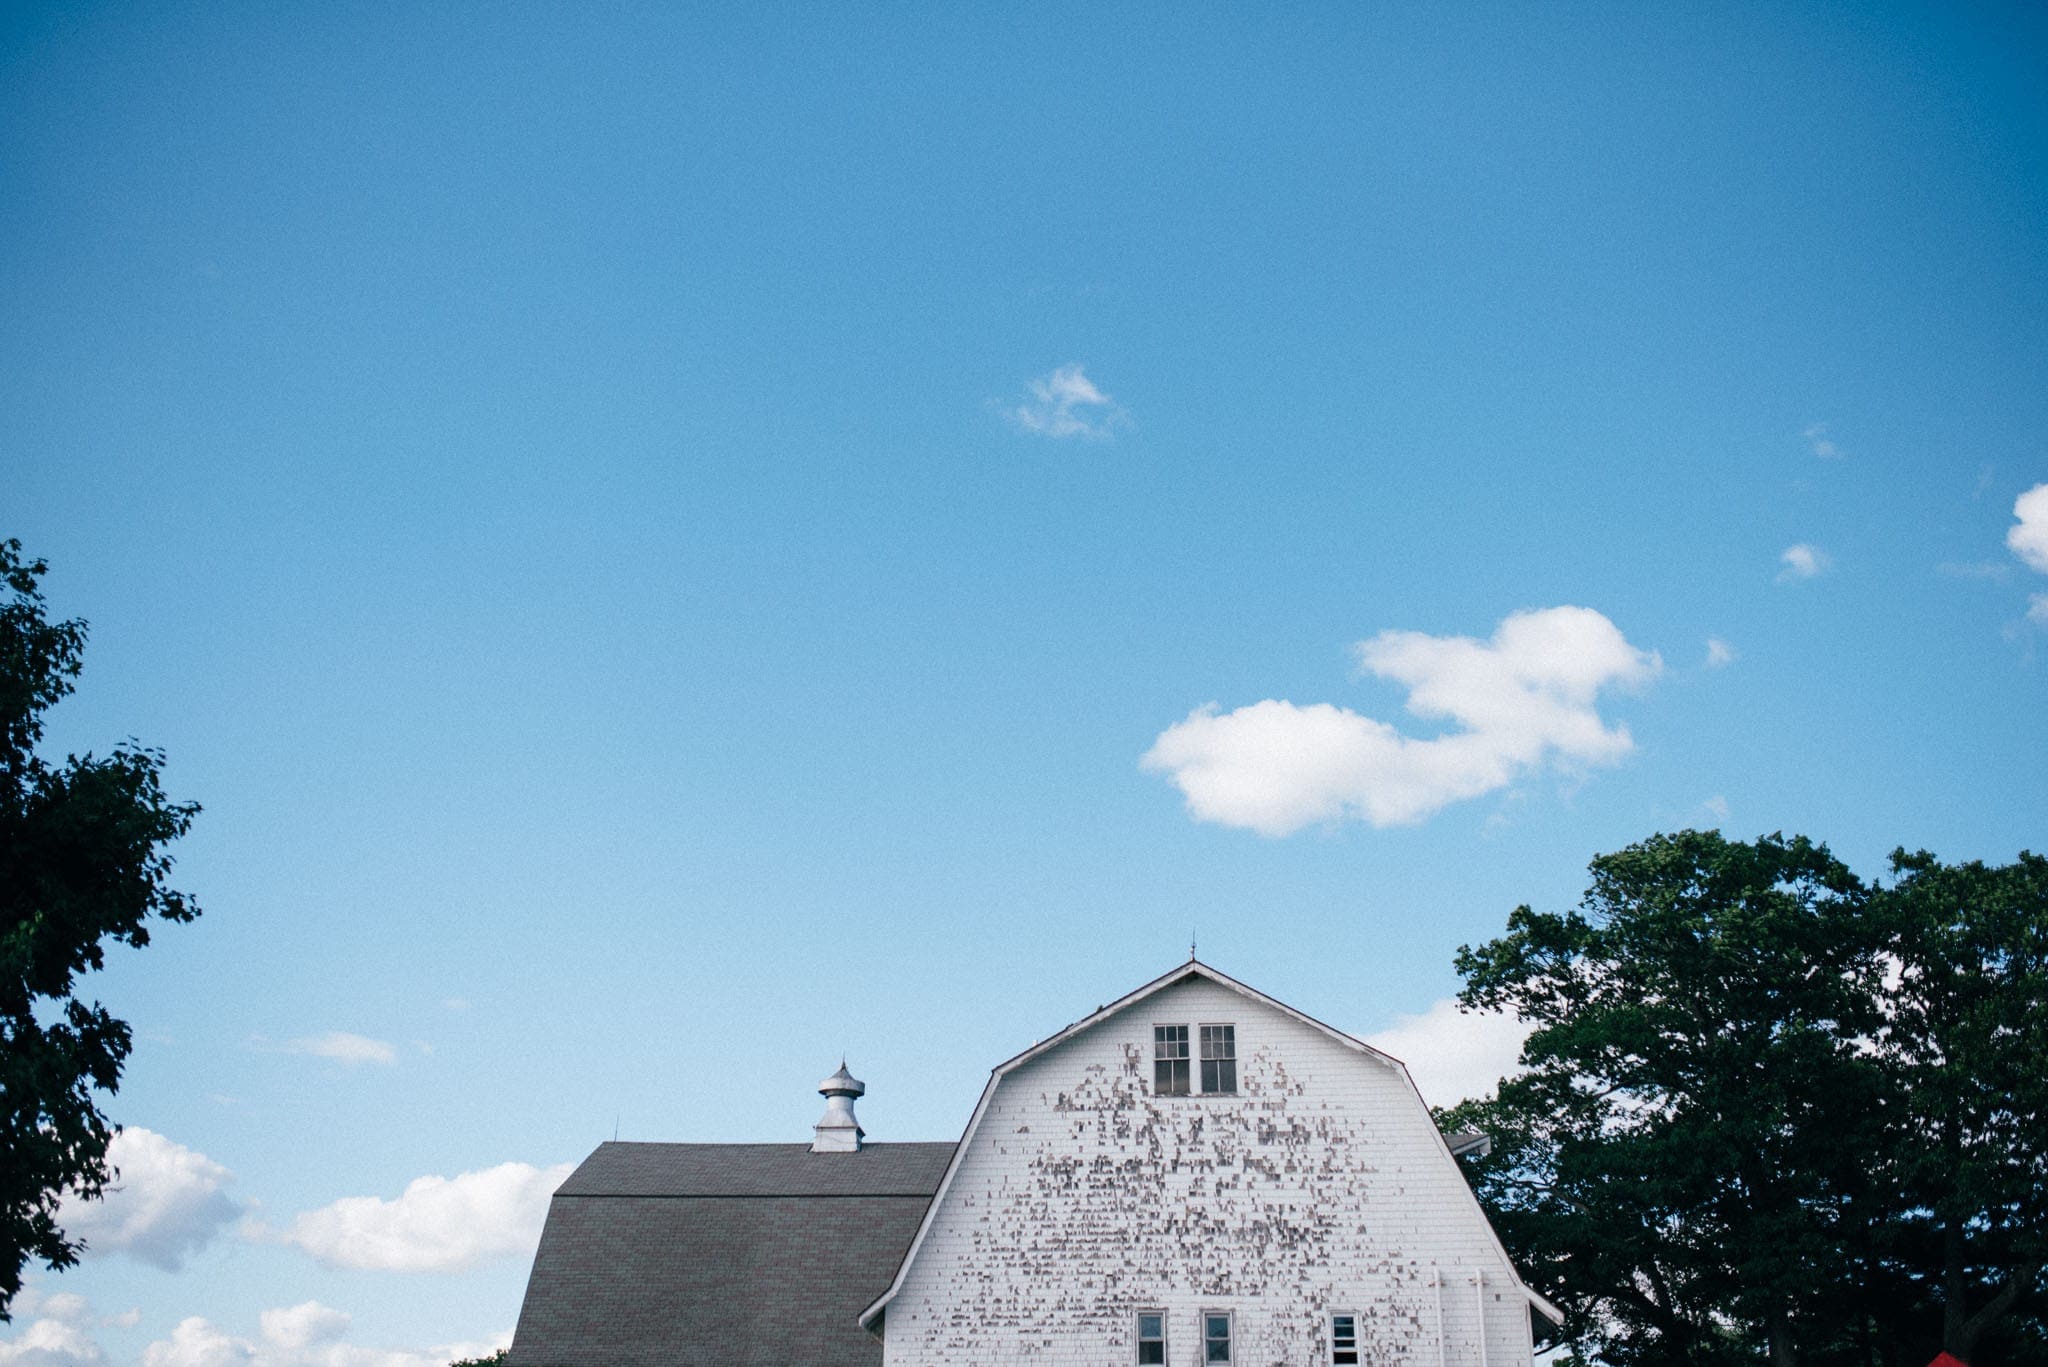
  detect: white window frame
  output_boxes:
[1198,1022,1237,1094]
[1202,1308,1234,1364]
[1329,1310,1360,1365]
[1152,1023,1191,1096]
[1134,1309,1167,1365]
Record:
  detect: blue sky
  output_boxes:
[5,1,2047,1362]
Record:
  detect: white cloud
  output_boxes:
[257,1306,349,1354]
[1142,606,1660,836]
[1703,795,1731,822]
[58,1128,240,1272]
[0,1318,108,1366]
[1005,363,1126,440]
[142,1320,254,1367]
[1703,638,1736,668]
[142,1309,509,1367]
[2029,593,2048,626]
[282,1033,396,1067]
[0,1287,107,1367]
[2010,483,2048,574]
[1365,998,1532,1109]
[275,1162,571,1273]
[1803,422,1843,459]
[1777,543,1831,581]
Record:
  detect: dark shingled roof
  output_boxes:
[508,1142,956,1367]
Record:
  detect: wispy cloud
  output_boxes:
[56,1128,242,1273]
[2029,593,2048,626]
[1704,638,1736,668]
[1777,543,1831,581]
[264,1161,572,1274]
[1803,422,1844,460]
[281,1032,396,1066]
[1005,363,1127,440]
[1935,561,2012,582]
[1142,606,1661,836]
[1702,795,1731,823]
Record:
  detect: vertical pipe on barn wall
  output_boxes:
[1473,1275,1489,1367]
[1433,1267,1447,1367]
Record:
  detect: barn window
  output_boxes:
[1153,1026,1190,1095]
[1330,1312,1359,1364]
[1200,1024,1237,1094]
[1135,1311,1166,1364]
[1204,1311,1233,1363]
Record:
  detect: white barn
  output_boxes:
[509,959,1560,1367]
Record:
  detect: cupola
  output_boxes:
[810,1061,865,1153]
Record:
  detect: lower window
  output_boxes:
[1331,1312,1359,1365]
[1136,1311,1166,1365]
[1204,1311,1233,1363]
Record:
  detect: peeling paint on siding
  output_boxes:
[883,979,1533,1367]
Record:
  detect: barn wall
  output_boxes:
[882,976,1533,1367]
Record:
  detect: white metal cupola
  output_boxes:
[810,1060,865,1153]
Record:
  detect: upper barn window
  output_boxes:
[1153,1026,1190,1095]
[1200,1024,1237,1094]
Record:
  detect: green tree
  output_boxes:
[0,539,200,1318]
[1445,832,2048,1367]
[1868,849,2048,1364]
[1445,831,1887,1367]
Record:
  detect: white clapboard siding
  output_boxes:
[877,973,1539,1367]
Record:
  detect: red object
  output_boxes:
[1929,1353,1968,1367]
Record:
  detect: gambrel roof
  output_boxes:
[857,958,1563,1330]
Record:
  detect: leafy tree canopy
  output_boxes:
[0,539,200,1318]
[1442,830,2045,1367]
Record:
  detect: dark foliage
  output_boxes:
[0,539,200,1318]
[1442,831,2045,1367]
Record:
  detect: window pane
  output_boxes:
[1206,1314,1231,1361]
[1138,1311,1165,1365]
[1217,1058,1236,1093]
[1155,1025,1190,1092]
[1201,1025,1235,1059]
